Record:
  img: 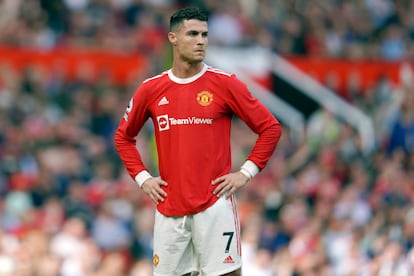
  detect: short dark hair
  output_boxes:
[169,7,208,31]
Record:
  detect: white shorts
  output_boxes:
[152,195,242,276]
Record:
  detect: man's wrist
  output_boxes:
[135,170,153,188]
[240,160,259,180]
[240,168,252,180]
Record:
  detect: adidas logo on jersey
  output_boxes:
[223,255,235,264]
[158,96,169,106]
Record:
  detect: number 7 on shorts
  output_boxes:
[223,232,234,253]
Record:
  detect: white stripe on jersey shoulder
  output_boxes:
[206,66,232,77]
[143,71,168,83]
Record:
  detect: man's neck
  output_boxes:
[171,61,204,79]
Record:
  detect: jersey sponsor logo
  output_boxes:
[158,96,169,106]
[156,114,213,131]
[196,91,213,106]
[170,117,213,125]
[223,255,235,264]
[153,254,160,267]
[157,115,170,131]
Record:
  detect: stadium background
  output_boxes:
[0,0,414,275]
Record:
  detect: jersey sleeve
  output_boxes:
[226,74,282,169]
[114,84,151,180]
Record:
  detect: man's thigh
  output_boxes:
[193,196,242,276]
[153,211,198,276]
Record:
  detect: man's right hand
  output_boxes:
[141,177,168,205]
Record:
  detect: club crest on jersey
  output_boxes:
[153,254,159,267]
[196,91,213,106]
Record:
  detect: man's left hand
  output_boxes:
[211,172,249,198]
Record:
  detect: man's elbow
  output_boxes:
[271,121,282,143]
[113,129,131,151]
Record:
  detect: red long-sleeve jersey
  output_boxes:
[114,64,281,216]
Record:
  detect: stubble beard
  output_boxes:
[180,53,205,65]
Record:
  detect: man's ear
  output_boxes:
[168,32,177,45]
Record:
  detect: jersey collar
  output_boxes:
[168,63,208,84]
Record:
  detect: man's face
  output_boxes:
[169,19,208,64]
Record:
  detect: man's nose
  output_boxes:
[197,34,207,44]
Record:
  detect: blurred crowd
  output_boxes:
[1,0,414,59]
[0,0,414,275]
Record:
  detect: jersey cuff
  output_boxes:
[134,170,153,188]
[240,160,259,180]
